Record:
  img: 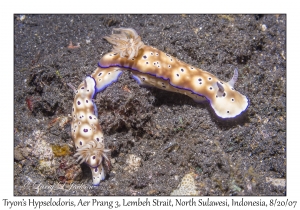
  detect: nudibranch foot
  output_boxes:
[131,70,206,102]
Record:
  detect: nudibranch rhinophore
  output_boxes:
[100,28,248,118]
[71,66,126,185]
[71,27,249,186]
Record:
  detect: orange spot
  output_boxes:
[122,85,131,93]
[67,41,80,49]
[48,117,61,128]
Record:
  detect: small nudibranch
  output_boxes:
[71,66,124,185]
[99,28,248,118]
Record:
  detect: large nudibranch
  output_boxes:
[100,28,248,118]
[71,67,125,185]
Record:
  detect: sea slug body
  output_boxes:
[71,67,125,185]
[99,28,248,118]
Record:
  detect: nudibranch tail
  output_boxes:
[90,164,106,186]
[91,67,124,92]
[71,66,126,185]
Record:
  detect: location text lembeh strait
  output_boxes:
[123,198,173,207]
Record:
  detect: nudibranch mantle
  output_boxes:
[99,30,248,118]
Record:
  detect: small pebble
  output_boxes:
[20,15,26,21]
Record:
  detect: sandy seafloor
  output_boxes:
[14,14,286,196]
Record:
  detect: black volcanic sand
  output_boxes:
[14,14,286,196]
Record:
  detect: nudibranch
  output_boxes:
[71,66,125,185]
[99,28,248,118]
